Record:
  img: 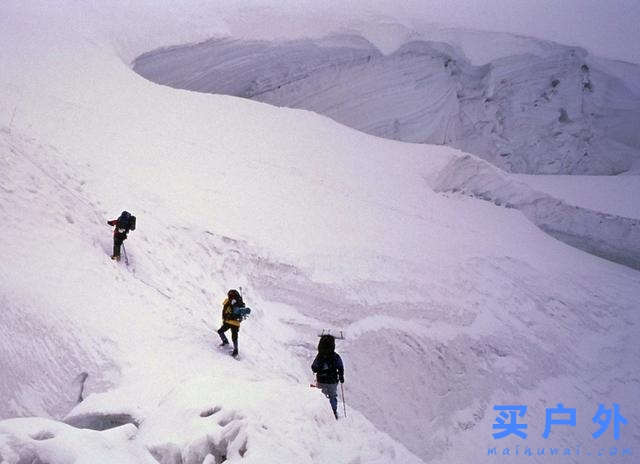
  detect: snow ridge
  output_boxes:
[432,153,640,270]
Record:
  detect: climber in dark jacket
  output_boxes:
[107,211,135,261]
[312,334,344,419]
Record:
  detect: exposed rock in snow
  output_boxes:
[134,34,640,175]
[65,412,140,431]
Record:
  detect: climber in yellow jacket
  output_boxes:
[217,289,245,357]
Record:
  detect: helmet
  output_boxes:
[227,289,241,300]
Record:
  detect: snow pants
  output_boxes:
[317,382,338,413]
[113,233,126,258]
[218,323,239,350]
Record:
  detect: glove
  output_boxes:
[339,376,344,383]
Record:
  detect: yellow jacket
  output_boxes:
[222,298,241,327]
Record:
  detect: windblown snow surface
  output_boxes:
[1,2,639,464]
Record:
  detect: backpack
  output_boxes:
[318,334,335,354]
[117,211,136,232]
[231,306,251,320]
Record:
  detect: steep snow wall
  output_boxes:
[0,128,121,419]
[133,34,640,175]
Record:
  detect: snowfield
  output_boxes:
[1,2,639,464]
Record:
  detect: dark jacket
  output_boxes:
[107,219,128,239]
[312,352,344,384]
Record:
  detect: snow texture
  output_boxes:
[0,418,157,464]
[1,2,640,464]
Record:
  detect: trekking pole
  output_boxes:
[122,243,129,266]
[341,383,347,418]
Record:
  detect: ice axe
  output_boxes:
[122,242,129,266]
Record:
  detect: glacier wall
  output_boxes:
[133,35,640,175]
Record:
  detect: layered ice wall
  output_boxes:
[134,34,640,175]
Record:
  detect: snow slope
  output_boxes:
[133,31,640,175]
[1,2,640,463]
[0,125,425,463]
